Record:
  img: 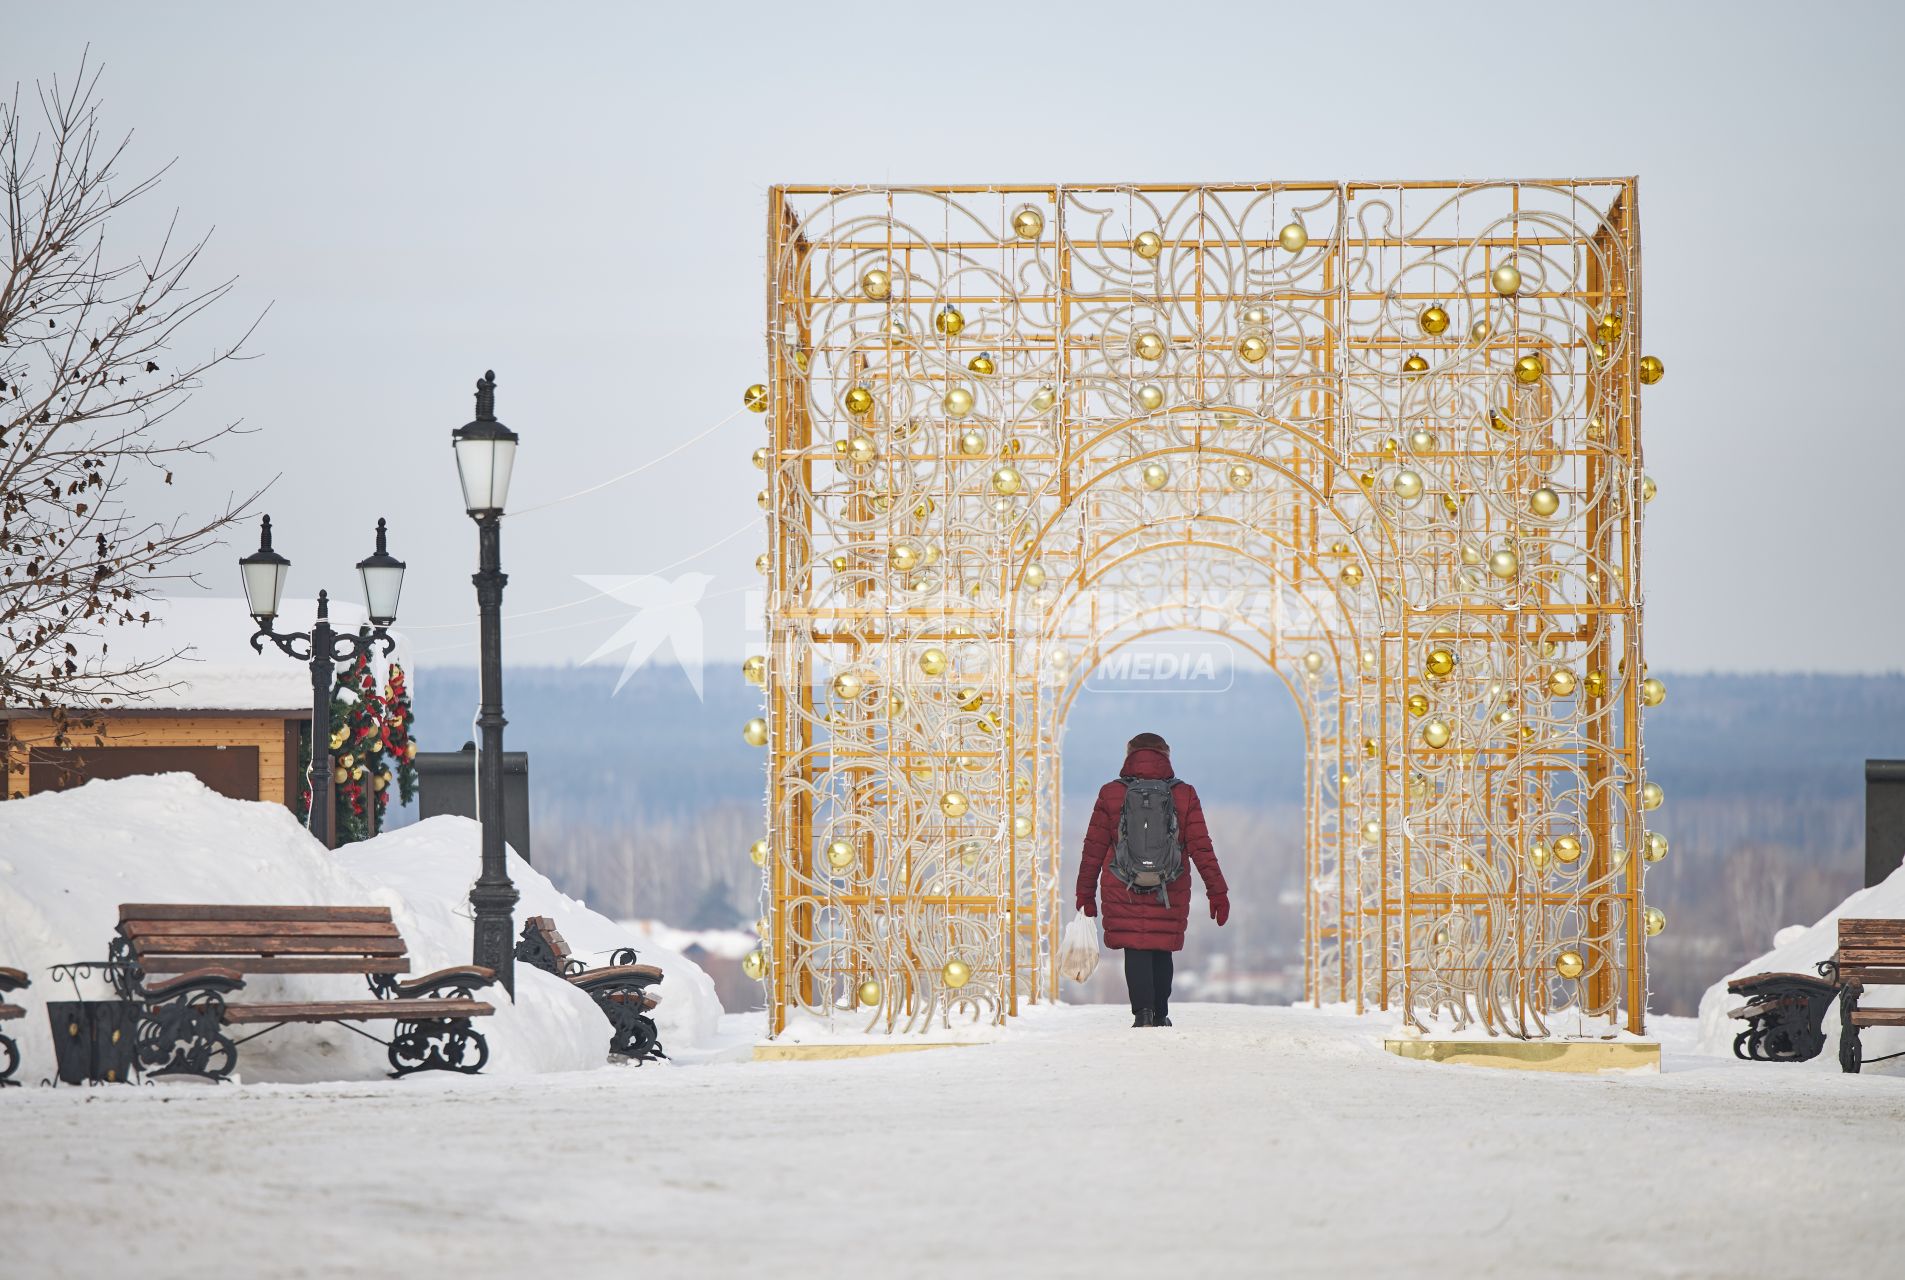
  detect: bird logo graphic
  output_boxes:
[578,573,714,698]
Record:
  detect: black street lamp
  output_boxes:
[240,514,406,849]
[453,370,520,996]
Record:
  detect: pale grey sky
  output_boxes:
[12,0,1903,671]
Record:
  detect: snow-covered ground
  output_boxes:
[3,1002,1901,1278]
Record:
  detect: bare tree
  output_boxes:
[1,56,261,757]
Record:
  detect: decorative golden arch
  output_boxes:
[751,181,1660,1041]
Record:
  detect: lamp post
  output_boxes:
[240,515,407,849]
[453,370,520,995]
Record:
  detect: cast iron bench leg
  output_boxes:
[388,1017,490,1076]
[1839,984,1864,1074]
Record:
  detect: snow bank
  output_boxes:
[1695,860,1905,1074]
[0,774,719,1083]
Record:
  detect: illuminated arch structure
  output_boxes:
[749,181,1664,1041]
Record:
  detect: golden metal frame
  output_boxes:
[753,181,1656,1039]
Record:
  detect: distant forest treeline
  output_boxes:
[407,666,1904,1014]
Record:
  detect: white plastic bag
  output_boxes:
[1059,913,1102,984]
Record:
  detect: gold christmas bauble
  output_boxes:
[1029,385,1057,413]
[1597,311,1623,343]
[1530,486,1560,517]
[1012,206,1045,240]
[1555,950,1585,980]
[741,950,766,980]
[1422,719,1452,749]
[1640,676,1666,707]
[1425,647,1455,678]
[1301,650,1325,674]
[919,647,949,676]
[1361,818,1382,843]
[844,386,874,416]
[942,959,972,988]
[1470,318,1492,343]
[743,655,768,686]
[833,671,864,701]
[1278,221,1308,253]
[1391,469,1424,502]
[1134,230,1163,259]
[333,766,350,785]
[1340,563,1364,588]
[1548,668,1577,698]
[1584,669,1607,698]
[743,383,769,413]
[1419,305,1450,336]
[1136,384,1165,411]
[1140,462,1169,490]
[1227,463,1254,490]
[1643,831,1669,863]
[1238,335,1269,363]
[857,978,882,1006]
[1529,840,1552,871]
[1242,306,1270,325]
[890,544,919,572]
[935,306,965,337]
[749,838,768,866]
[992,466,1023,496]
[1514,354,1544,384]
[943,387,975,419]
[1643,906,1667,937]
[1406,693,1430,717]
[751,446,769,471]
[1640,475,1658,504]
[743,718,768,747]
[1490,262,1522,296]
[1024,563,1048,590]
[1488,548,1519,580]
[1408,428,1436,454]
[1134,330,1166,361]
[1553,834,1583,864]
[1013,815,1033,839]
[1403,354,1429,376]
[1638,354,1664,385]
[940,791,969,818]
[861,268,892,301]
[1641,781,1664,811]
[968,352,996,376]
[826,839,856,870]
[847,436,877,463]
[958,429,987,457]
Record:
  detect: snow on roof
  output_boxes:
[5,595,416,714]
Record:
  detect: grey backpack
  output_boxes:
[1111,776,1184,907]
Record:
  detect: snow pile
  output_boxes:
[0,774,719,1082]
[1695,859,1905,1073]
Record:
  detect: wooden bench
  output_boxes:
[107,904,497,1081]
[0,967,27,1086]
[515,916,665,1062]
[1829,917,1905,1074]
[1726,969,1838,1062]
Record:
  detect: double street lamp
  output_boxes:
[239,515,407,849]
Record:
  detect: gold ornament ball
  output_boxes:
[856,978,882,1007]
[1490,262,1522,296]
[1134,230,1164,259]
[942,959,972,989]
[1140,462,1169,491]
[890,543,919,572]
[959,429,987,457]
[1529,840,1552,871]
[1597,311,1624,343]
[934,306,965,337]
[940,791,969,819]
[1013,815,1033,839]
[742,718,768,747]
[1584,669,1607,698]
[743,654,767,685]
[1406,693,1430,717]
[1555,950,1585,980]
[1024,563,1048,590]
[1341,563,1364,588]
[1012,206,1045,240]
[1137,383,1165,411]
[967,352,996,376]
[826,839,856,870]
[1640,475,1658,504]
[1488,548,1519,580]
[1278,221,1308,253]
[1422,719,1452,749]
[1408,428,1436,454]
[1391,469,1424,502]
[1638,354,1665,385]
[743,383,769,413]
[1419,305,1450,336]
[740,950,767,981]
[833,671,864,701]
[751,446,769,471]
[919,647,949,676]
[1361,818,1382,844]
[1134,330,1166,361]
[1640,676,1667,707]
[846,436,877,464]
[1301,650,1325,674]
[1554,834,1583,864]
[1471,318,1493,343]
[1238,335,1269,363]
[1241,306,1270,326]
[1548,668,1577,698]
[1530,486,1561,517]
[1644,831,1670,863]
[992,466,1024,496]
[1514,354,1545,385]
[861,268,892,301]
[844,386,874,416]
[1028,385,1057,414]
[1227,463,1254,490]
[1643,906,1667,938]
[1641,781,1664,811]
[749,839,769,867]
[943,387,975,419]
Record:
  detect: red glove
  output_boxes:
[1076,896,1097,918]
[1211,896,1229,926]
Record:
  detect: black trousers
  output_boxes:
[1123,948,1174,1016]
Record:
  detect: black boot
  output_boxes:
[1156,1013,1172,1027]
[1133,1009,1156,1028]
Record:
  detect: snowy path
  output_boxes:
[2,1004,1899,1278]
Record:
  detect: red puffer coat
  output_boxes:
[1074,746,1228,951]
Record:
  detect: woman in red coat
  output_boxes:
[1075,732,1229,1027]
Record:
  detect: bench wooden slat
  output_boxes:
[0,966,28,986]
[123,919,404,939]
[1836,948,1905,963]
[1838,920,1905,936]
[0,1004,23,1021]
[130,936,408,957]
[568,962,664,986]
[1850,1008,1905,1027]
[136,955,411,976]
[119,904,393,924]
[1842,968,1905,985]
[1726,972,1834,994]
[221,998,493,1025]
